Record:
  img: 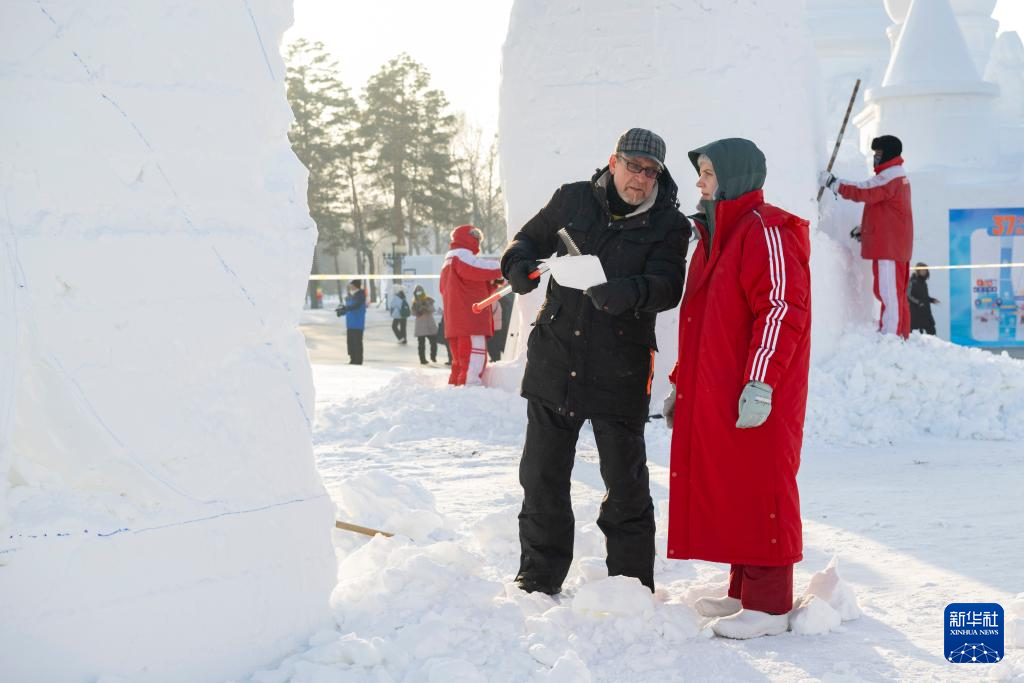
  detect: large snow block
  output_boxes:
[0,1,335,680]
[499,0,853,386]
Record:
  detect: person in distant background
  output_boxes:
[440,224,502,385]
[388,287,410,344]
[436,311,453,367]
[820,135,913,339]
[908,262,938,335]
[412,285,439,364]
[335,279,366,365]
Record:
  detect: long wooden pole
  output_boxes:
[335,520,394,538]
[818,79,862,202]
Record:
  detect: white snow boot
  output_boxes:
[711,609,790,639]
[694,595,741,618]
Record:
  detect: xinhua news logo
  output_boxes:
[945,603,1004,664]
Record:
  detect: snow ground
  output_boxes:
[247,324,1024,682]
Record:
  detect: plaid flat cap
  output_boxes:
[616,128,666,167]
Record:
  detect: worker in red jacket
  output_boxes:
[820,135,913,338]
[439,224,502,386]
[665,138,811,639]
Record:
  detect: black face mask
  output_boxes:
[873,152,884,167]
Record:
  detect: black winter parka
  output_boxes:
[501,167,691,420]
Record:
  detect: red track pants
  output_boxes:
[728,563,794,615]
[872,259,910,339]
[448,335,487,386]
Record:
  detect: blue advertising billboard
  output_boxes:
[949,208,1024,347]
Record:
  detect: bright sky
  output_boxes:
[287,0,1024,135]
[287,0,514,136]
[993,0,1024,38]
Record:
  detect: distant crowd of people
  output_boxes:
[334,250,513,377]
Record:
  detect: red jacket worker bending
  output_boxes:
[440,225,501,385]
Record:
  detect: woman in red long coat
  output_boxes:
[666,138,811,639]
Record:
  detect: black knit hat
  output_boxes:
[349,279,361,288]
[871,135,903,164]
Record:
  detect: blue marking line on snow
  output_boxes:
[0,494,329,555]
[133,494,328,534]
[210,245,263,320]
[100,94,157,153]
[243,0,277,80]
[36,2,96,81]
[46,355,219,505]
[97,528,131,538]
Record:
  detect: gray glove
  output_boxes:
[817,170,837,192]
[663,385,676,427]
[736,380,772,429]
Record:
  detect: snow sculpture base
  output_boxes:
[2,500,333,682]
[1,2,335,680]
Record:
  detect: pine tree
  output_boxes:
[360,54,465,263]
[286,39,359,300]
[287,40,347,246]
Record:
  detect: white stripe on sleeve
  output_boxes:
[750,213,789,383]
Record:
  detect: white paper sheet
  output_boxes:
[541,254,607,290]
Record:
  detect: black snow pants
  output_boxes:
[346,328,364,364]
[517,400,655,592]
[417,334,438,363]
[391,318,407,342]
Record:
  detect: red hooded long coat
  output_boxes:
[667,190,811,567]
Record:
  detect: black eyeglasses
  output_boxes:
[617,155,661,179]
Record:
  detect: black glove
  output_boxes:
[335,306,347,317]
[585,278,641,315]
[507,259,541,295]
[849,225,862,242]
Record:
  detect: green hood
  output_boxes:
[687,138,767,201]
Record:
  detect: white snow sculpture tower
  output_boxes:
[807,0,891,117]
[951,0,1000,74]
[884,0,997,75]
[985,30,1024,158]
[0,2,336,681]
[845,0,1024,343]
[861,0,999,171]
[498,0,858,391]
[806,0,893,322]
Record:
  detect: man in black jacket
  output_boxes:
[501,128,690,594]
